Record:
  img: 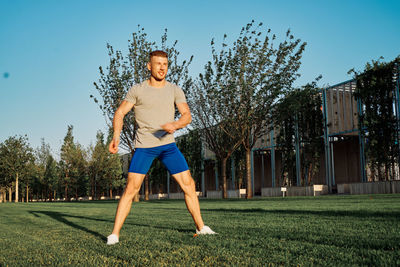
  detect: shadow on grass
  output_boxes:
[29,211,106,241]
[28,210,193,239]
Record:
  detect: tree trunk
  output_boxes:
[26,185,29,203]
[15,173,19,203]
[245,149,252,199]
[65,184,68,201]
[91,175,95,199]
[308,163,313,185]
[109,185,113,199]
[222,157,228,198]
[54,190,56,201]
[145,174,149,201]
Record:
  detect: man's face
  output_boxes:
[148,56,168,81]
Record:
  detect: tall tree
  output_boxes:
[189,81,243,197]
[0,135,34,202]
[35,139,51,200]
[60,126,88,200]
[273,82,324,186]
[192,21,306,198]
[44,155,59,201]
[89,131,122,199]
[351,56,400,180]
[60,126,75,200]
[92,26,193,197]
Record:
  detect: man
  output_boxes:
[107,50,216,245]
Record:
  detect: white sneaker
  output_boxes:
[107,234,119,245]
[196,225,217,235]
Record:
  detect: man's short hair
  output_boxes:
[150,50,168,60]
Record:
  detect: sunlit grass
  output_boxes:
[1,195,400,266]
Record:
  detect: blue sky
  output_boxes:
[0,0,399,156]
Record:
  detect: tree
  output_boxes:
[0,135,34,202]
[92,25,193,198]
[176,129,203,186]
[34,138,52,200]
[89,131,122,199]
[191,21,306,198]
[351,56,400,181]
[189,82,243,197]
[43,155,59,201]
[273,82,324,186]
[59,125,88,200]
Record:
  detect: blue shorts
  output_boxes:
[128,143,189,175]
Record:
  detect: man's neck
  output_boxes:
[148,77,166,88]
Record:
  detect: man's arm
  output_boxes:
[109,100,134,154]
[161,102,192,134]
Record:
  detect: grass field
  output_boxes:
[1,195,400,266]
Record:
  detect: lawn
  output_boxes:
[0,195,400,266]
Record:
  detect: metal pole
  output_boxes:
[357,97,367,182]
[231,157,235,190]
[295,114,301,186]
[323,88,332,192]
[215,160,219,191]
[394,62,400,180]
[251,149,255,195]
[201,160,205,197]
[330,142,336,186]
[201,142,205,196]
[261,152,265,188]
[167,171,170,198]
[271,129,276,187]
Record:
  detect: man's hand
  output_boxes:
[109,137,120,154]
[161,122,177,134]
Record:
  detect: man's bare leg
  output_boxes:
[111,172,146,237]
[172,170,205,231]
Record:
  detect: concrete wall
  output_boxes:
[338,181,400,195]
[261,185,329,197]
[168,192,185,199]
[207,190,222,199]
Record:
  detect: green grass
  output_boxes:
[1,195,400,266]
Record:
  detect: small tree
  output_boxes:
[92,26,193,198]
[273,82,324,186]
[0,135,34,202]
[90,131,123,199]
[60,126,88,200]
[192,21,306,198]
[351,56,400,181]
[44,155,59,200]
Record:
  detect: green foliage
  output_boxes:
[59,126,88,199]
[0,135,34,200]
[274,82,324,186]
[88,131,123,198]
[44,155,59,199]
[352,56,400,180]
[92,26,193,153]
[190,21,307,196]
[1,195,399,266]
[176,129,203,182]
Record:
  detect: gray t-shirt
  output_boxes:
[124,81,187,148]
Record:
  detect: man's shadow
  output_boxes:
[29,210,107,241]
[28,210,193,241]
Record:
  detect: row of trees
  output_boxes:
[0,126,123,202]
[5,21,395,201]
[92,21,317,199]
